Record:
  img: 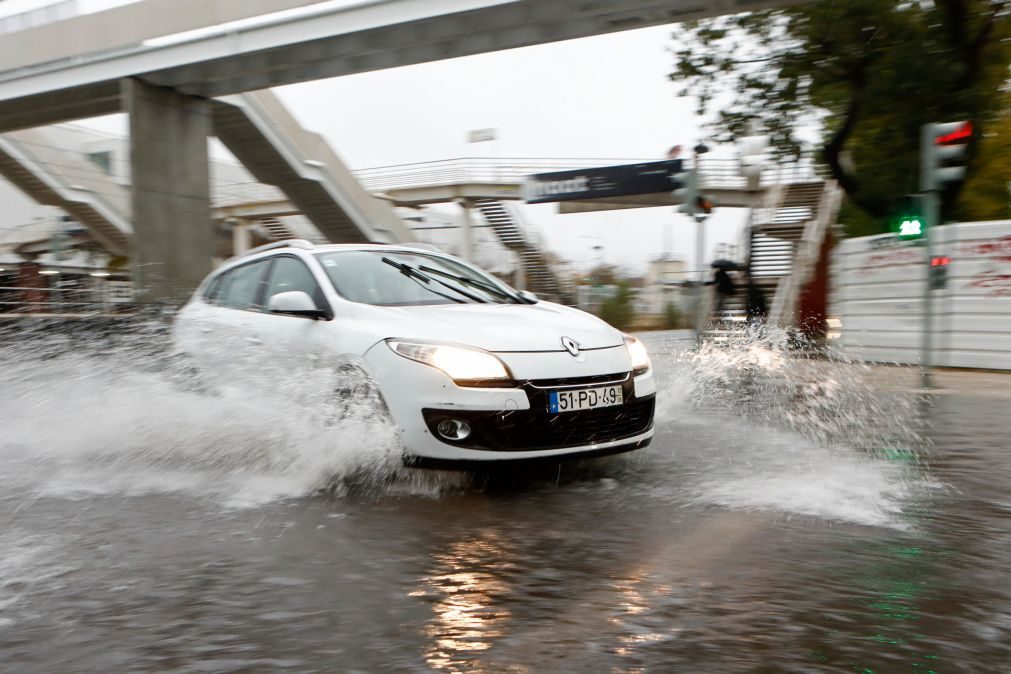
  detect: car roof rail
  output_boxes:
[242,239,315,257]
[400,242,441,252]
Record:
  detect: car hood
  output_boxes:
[383,302,624,352]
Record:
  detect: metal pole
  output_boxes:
[919,124,936,390]
[687,167,707,345]
[920,191,938,389]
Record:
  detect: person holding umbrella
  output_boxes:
[708,259,738,314]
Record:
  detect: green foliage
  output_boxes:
[671,0,1011,232]
[586,264,619,286]
[664,301,684,329]
[960,94,1011,221]
[599,283,635,330]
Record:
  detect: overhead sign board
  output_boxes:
[522,159,683,204]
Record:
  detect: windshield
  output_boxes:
[315,250,520,306]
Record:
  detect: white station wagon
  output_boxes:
[171,240,656,465]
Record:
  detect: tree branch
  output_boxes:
[820,66,889,218]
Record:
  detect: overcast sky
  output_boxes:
[3,0,752,275]
[275,24,751,275]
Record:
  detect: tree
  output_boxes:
[599,282,635,330]
[585,263,619,286]
[961,91,1011,221]
[670,0,1010,235]
[664,301,684,329]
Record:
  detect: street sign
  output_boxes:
[523,159,683,204]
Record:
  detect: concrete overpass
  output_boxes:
[0,0,814,131]
[0,0,814,303]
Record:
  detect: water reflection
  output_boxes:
[410,530,518,671]
[608,573,671,660]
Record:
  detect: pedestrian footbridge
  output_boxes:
[0,90,412,266]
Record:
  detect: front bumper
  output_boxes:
[363,343,656,462]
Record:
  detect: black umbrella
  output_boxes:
[710,259,739,270]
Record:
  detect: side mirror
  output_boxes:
[268,291,327,319]
[517,290,538,304]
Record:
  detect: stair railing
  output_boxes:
[0,133,133,254]
[768,180,842,327]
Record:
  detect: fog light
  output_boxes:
[436,419,471,441]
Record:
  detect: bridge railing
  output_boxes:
[212,180,288,208]
[354,157,826,193]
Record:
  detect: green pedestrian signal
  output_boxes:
[897,217,924,239]
[893,194,925,240]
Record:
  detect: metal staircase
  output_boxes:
[254,217,297,241]
[213,91,413,245]
[475,199,571,303]
[702,180,841,339]
[0,129,132,256]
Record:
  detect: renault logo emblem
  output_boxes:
[561,336,580,357]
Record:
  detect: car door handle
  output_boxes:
[199,326,213,334]
[246,336,263,345]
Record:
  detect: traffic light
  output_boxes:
[695,195,714,219]
[672,162,698,217]
[897,216,924,239]
[893,194,925,240]
[929,255,950,290]
[921,121,972,191]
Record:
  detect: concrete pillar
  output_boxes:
[124,78,212,305]
[230,218,252,255]
[456,198,473,262]
[514,256,526,291]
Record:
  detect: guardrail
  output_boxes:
[0,284,134,316]
[354,157,826,193]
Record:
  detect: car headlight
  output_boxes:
[387,340,512,385]
[624,334,651,375]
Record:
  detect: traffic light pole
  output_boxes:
[920,190,938,390]
[919,123,939,390]
[695,200,706,345]
[918,120,969,389]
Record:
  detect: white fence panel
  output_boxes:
[831,220,1011,370]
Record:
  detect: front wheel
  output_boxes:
[327,365,392,424]
[165,353,215,396]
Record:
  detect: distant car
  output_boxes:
[171,240,656,465]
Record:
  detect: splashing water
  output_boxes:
[1,320,932,527]
[641,327,933,529]
[0,320,462,507]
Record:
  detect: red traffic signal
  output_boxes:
[929,256,951,290]
[695,196,714,214]
[934,121,972,146]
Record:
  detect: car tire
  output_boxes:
[166,353,215,396]
[328,364,392,424]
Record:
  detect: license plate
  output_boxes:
[549,385,623,413]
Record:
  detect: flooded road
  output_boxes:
[1,328,1008,672]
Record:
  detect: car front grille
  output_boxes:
[422,373,654,451]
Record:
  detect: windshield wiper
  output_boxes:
[381,257,485,304]
[417,265,528,304]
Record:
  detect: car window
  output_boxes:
[315,250,516,306]
[202,274,225,303]
[264,256,326,309]
[218,260,270,311]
